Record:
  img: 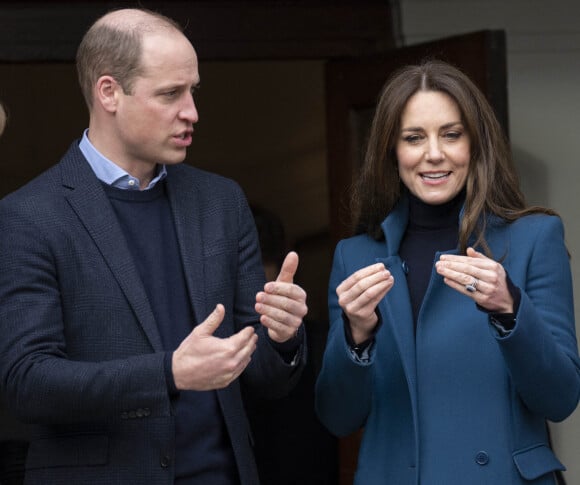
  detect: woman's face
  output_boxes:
[396,90,471,205]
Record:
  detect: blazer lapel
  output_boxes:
[165,166,212,333]
[59,145,164,351]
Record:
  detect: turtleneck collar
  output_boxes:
[407,188,466,231]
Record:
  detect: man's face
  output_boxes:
[112,30,200,172]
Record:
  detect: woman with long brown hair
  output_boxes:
[316,60,579,484]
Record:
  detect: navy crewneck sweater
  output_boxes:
[399,191,465,326]
[103,181,238,484]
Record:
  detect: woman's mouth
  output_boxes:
[421,171,451,180]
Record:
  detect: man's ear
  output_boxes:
[95,75,120,113]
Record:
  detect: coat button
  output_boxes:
[160,455,172,468]
[401,261,409,274]
[475,451,489,465]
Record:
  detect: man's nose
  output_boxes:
[180,94,199,124]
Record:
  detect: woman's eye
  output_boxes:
[444,131,462,140]
[404,134,422,143]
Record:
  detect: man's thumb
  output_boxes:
[276,251,299,283]
[198,304,225,336]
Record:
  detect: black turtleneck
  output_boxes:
[399,190,465,326]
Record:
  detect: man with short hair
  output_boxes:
[0,9,307,484]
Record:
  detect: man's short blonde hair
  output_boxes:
[76,8,183,109]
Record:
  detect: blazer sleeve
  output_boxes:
[0,198,171,425]
[315,240,374,437]
[495,215,580,422]
[229,183,306,399]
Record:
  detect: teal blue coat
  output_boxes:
[316,198,580,484]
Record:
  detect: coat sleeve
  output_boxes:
[496,215,580,422]
[315,240,375,437]
[0,198,171,425]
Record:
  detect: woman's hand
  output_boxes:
[435,247,514,313]
[336,263,394,344]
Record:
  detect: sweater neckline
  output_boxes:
[101,179,166,202]
[407,189,465,231]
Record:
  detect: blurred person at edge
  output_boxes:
[0,101,6,135]
[248,206,338,485]
[0,9,308,485]
[0,102,31,485]
[315,60,579,485]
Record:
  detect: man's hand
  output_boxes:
[255,251,308,343]
[172,304,258,391]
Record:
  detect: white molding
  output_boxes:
[400,0,580,52]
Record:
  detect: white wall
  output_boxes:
[399,0,580,482]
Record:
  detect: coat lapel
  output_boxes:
[377,255,417,404]
[376,198,419,432]
[59,145,164,351]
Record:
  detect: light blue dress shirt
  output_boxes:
[79,129,167,190]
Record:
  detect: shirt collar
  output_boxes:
[79,129,167,190]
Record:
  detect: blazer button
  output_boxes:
[401,261,409,274]
[160,455,172,468]
[475,451,489,465]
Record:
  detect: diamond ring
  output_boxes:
[465,278,479,293]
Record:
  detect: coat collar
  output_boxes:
[380,196,410,257]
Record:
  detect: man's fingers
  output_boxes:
[228,325,258,349]
[276,251,299,283]
[196,304,225,337]
[256,293,306,317]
